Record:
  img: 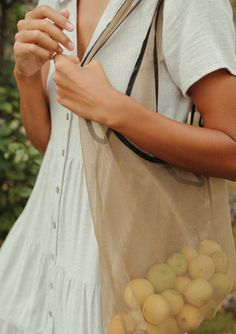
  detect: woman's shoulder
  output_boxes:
[161,0,236,98]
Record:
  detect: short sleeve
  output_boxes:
[162,0,236,98]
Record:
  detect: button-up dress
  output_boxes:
[0,0,236,333]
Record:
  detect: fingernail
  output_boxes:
[65,22,74,31]
[68,42,74,51]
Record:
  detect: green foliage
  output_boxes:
[0,61,42,246]
[191,312,236,334]
[0,1,42,246]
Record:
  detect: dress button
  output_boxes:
[52,221,57,229]
[56,186,59,194]
[61,149,65,156]
[66,113,69,120]
[51,253,55,261]
[48,310,53,317]
[50,281,54,290]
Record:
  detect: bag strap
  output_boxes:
[112,0,167,164]
[156,0,164,110]
[82,0,142,65]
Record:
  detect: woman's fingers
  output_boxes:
[66,55,81,64]
[24,5,74,32]
[13,41,52,60]
[59,8,70,20]
[15,30,63,54]
[17,19,74,51]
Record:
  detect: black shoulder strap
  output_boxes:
[112,0,167,164]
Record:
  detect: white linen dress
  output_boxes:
[0,0,236,333]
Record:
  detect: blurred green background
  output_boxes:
[0,0,236,333]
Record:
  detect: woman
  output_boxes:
[0,0,235,333]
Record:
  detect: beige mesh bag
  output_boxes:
[78,0,236,333]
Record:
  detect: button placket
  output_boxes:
[47,110,73,321]
[46,0,76,324]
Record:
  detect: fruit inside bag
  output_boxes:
[77,0,236,333]
[108,238,235,334]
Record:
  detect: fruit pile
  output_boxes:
[108,239,233,334]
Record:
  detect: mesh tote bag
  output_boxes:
[77,0,236,333]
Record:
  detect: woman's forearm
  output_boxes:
[14,69,51,154]
[108,92,236,181]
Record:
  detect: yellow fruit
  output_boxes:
[107,314,125,334]
[184,278,213,307]
[161,289,184,315]
[198,240,223,255]
[200,299,217,320]
[175,276,191,294]
[124,278,154,308]
[210,273,232,301]
[189,254,215,280]
[107,313,137,334]
[166,253,188,276]
[209,251,228,273]
[159,317,181,334]
[176,304,202,332]
[147,322,161,334]
[180,246,198,262]
[142,294,170,325]
[147,264,176,293]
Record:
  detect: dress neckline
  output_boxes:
[73,0,127,63]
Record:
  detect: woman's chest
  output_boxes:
[54,0,158,89]
[76,0,109,60]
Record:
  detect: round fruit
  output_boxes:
[175,276,191,294]
[107,314,125,334]
[142,294,170,325]
[200,299,217,320]
[176,304,202,332]
[161,289,184,315]
[147,264,176,293]
[209,251,228,273]
[166,253,188,276]
[198,240,223,255]
[159,317,181,334]
[184,278,213,307]
[180,246,198,262]
[210,273,232,300]
[189,254,215,280]
[147,322,161,334]
[124,278,154,308]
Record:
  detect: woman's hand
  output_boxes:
[53,54,119,126]
[13,5,75,78]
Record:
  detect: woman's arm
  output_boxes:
[52,56,236,180]
[108,68,236,181]
[14,63,51,155]
[13,5,75,154]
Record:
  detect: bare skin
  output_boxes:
[13,1,236,180]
